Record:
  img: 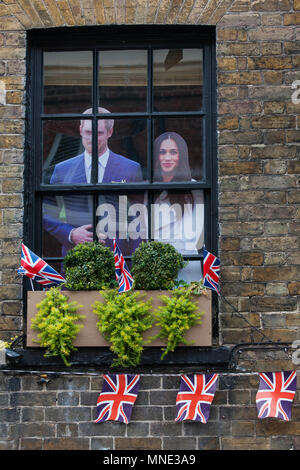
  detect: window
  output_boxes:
[25,26,219,360]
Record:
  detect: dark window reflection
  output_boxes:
[153,49,203,112]
[97,192,148,257]
[99,50,147,113]
[42,120,84,184]
[102,118,147,181]
[153,117,203,182]
[43,51,92,114]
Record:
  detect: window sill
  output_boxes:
[3,346,230,372]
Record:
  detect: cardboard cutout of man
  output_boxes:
[44,107,143,257]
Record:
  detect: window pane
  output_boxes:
[153,49,203,112]
[43,51,92,114]
[42,120,84,184]
[151,189,204,255]
[153,117,203,182]
[42,194,93,258]
[99,50,147,113]
[43,117,148,184]
[43,191,148,259]
[97,192,148,256]
[97,117,147,182]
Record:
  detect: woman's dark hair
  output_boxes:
[153,131,192,182]
[153,131,193,207]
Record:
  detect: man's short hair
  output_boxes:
[81,107,114,131]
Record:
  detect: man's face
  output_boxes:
[80,119,113,156]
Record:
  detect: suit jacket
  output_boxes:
[50,150,143,185]
[44,151,143,256]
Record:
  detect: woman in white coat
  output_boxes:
[153,132,204,282]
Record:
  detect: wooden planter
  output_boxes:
[26,290,212,348]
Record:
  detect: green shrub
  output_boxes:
[176,279,208,296]
[151,286,205,360]
[63,242,116,290]
[31,286,85,366]
[131,241,186,290]
[93,289,153,368]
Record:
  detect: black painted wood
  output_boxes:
[4,346,230,371]
[22,25,219,368]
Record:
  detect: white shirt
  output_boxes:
[84,148,110,183]
[68,148,110,243]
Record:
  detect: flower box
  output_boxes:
[26,290,212,348]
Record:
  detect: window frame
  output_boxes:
[24,25,221,364]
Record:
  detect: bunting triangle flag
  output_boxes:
[95,374,140,424]
[18,243,65,286]
[113,239,134,293]
[256,371,297,421]
[203,248,220,295]
[175,373,218,423]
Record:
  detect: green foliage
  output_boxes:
[31,287,85,366]
[175,279,209,296]
[93,289,153,368]
[131,241,186,290]
[64,242,116,291]
[151,286,205,360]
[0,335,18,351]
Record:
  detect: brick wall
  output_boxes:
[0,0,299,451]
[1,370,299,451]
[217,2,300,347]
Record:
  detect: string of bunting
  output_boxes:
[0,367,297,424]
[94,371,298,424]
[15,244,298,425]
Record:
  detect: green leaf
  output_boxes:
[31,286,85,366]
[131,241,185,290]
[152,286,205,360]
[63,242,117,291]
[93,289,153,368]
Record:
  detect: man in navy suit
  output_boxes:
[44,108,144,256]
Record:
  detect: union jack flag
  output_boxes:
[203,248,220,295]
[113,239,134,293]
[18,243,65,286]
[256,371,297,421]
[95,374,140,424]
[175,373,219,423]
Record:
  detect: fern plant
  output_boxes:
[31,287,85,366]
[93,289,153,368]
[151,286,205,360]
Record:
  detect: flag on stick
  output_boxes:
[175,373,218,423]
[256,371,297,421]
[203,248,220,295]
[113,239,134,293]
[95,374,140,424]
[18,243,65,287]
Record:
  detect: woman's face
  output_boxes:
[158,138,180,179]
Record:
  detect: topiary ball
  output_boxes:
[63,242,116,290]
[131,241,186,290]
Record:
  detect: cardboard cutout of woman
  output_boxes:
[153,132,204,282]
